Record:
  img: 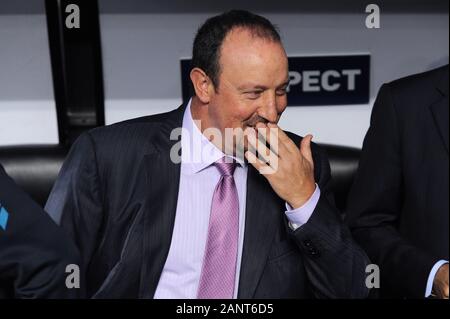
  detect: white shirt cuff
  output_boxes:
[425,260,448,297]
[285,184,321,231]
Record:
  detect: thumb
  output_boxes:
[300,134,313,163]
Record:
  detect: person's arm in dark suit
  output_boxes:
[45,132,104,294]
[345,84,441,298]
[287,143,371,299]
[247,127,370,298]
[0,165,82,298]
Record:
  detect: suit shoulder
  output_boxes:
[83,107,182,145]
[386,65,448,97]
[67,107,184,164]
[382,65,448,114]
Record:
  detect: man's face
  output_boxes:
[206,28,289,157]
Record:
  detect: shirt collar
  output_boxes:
[181,99,246,175]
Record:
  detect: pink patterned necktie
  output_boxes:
[197,158,239,299]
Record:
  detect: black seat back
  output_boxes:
[0,145,68,207]
[322,144,361,213]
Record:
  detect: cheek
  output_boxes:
[234,100,260,121]
[210,100,243,129]
[212,93,258,127]
[277,96,288,113]
[235,105,255,123]
[222,100,255,127]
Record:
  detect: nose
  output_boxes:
[258,91,278,123]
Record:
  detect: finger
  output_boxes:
[255,123,285,157]
[245,150,276,175]
[255,123,273,157]
[267,123,297,152]
[300,134,314,164]
[266,123,291,158]
[247,128,275,163]
[246,129,279,170]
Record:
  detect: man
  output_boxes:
[45,10,369,299]
[0,164,81,298]
[346,65,449,298]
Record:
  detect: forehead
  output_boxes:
[218,28,288,85]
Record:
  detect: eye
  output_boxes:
[245,91,263,99]
[276,88,287,96]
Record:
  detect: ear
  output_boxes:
[190,67,213,104]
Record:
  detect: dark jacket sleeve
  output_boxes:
[45,132,104,289]
[288,142,371,299]
[345,84,439,298]
[0,165,81,298]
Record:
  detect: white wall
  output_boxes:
[0,11,58,146]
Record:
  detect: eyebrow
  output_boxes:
[238,80,290,91]
[277,80,290,88]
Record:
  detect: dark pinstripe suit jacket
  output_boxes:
[346,65,449,298]
[45,104,370,299]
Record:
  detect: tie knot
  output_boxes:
[214,158,237,176]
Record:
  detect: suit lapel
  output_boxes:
[429,68,449,154]
[237,165,282,298]
[139,105,185,298]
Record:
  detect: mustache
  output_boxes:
[243,115,270,127]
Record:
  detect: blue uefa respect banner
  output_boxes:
[180,54,370,106]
